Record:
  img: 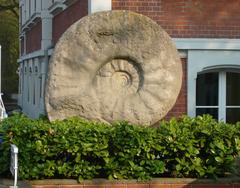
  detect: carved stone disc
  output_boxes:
[45,10,182,125]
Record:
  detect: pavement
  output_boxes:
[0,179,31,188]
[0,179,11,188]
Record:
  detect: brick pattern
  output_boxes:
[52,0,88,45]
[112,0,240,38]
[31,184,240,188]
[165,58,187,120]
[25,21,42,54]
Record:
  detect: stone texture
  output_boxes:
[45,10,182,125]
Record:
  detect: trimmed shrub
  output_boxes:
[157,116,240,178]
[106,122,165,180]
[0,114,110,180]
[0,113,240,180]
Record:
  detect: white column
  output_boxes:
[41,1,53,50]
[22,0,26,25]
[88,0,112,14]
[33,58,40,107]
[25,0,30,21]
[30,0,35,16]
[21,63,25,109]
[19,0,24,26]
[28,59,33,106]
[23,61,28,110]
[39,55,48,114]
[41,1,52,10]
[36,0,41,13]
[218,72,226,122]
[23,33,26,55]
[18,64,23,107]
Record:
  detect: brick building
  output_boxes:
[18,0,240,123]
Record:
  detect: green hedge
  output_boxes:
[0,113,240,181]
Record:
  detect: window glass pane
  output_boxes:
[227,72,240,106]
[196,108,218,120]
[226,108,240,124]
[196,73,218,106]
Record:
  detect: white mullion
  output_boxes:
[218,71,226,122]
[196,106,218,108]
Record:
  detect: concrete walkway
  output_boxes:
[0,179,31,188]
[0,179,12,188]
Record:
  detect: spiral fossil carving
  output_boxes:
[45,10,182,125]
[96,59,141,94]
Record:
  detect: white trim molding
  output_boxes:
[174,38,240,50]
[62,0,78,6]
[21,13,41,31]
[49,1,67,16]
[18,48,54,62]
[173,38,240,121]
[88,0,112,14]
[18,50,45,62]
[187,50,240,119]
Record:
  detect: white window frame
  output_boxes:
[187,50,240,122]
[88,0,112,14]
[174,38,240,122]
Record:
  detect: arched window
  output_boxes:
[186,48,240,124]
[196,71,240,123]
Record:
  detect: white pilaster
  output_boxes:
[34,58,40,104]
[25,0,30,21]
[41,2,52,50]
[28,59,33,105]
[39,54,48,114]
[88,0,112,14]
[30,0,35,16]
[41,1,52,10]
[36,0,41,13]
[218,72,226,122]
[23,33,26,55]
[18,64,23,107]
[22,0,26,25]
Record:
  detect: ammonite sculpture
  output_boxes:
[45,10,182,126]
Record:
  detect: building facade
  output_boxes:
[18,0,240,123]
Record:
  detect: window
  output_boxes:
[186,48,240,124]
[196,71,240,123]
[196,72,218,120]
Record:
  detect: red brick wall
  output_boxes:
[26,21,42,54]
[112,0,240,38]
[165,58,187,120]
[52,0,88,45]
